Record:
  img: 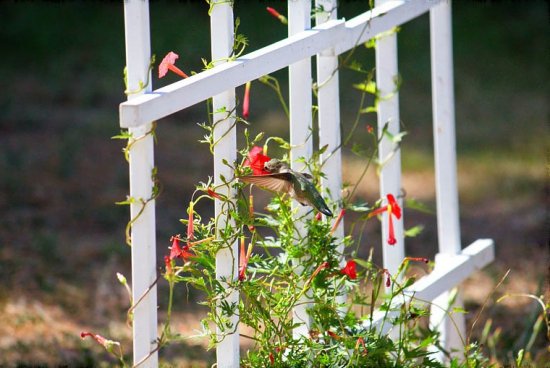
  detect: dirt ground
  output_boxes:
[0,120,547,366]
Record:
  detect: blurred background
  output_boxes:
[0,1,547,366]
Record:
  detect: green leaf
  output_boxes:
[353,258,371,269]
[115,196,134,206]
[359,105,378,114]
[351,142,365,156]
[111,131,132,140]
[404,225,424,238]
[516,349,525,367]
[365,38,376,49]
[347,59,364,72]
[349,203,371,212]
[353,81,377,94]
[401,277,416,289]
[383,129,408,143]
[452,306,468,314]
[253,132,264,143]
[405,198,434,214]
[270,136,290,149]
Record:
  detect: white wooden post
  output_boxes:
[123,1,158,367]
[375,0,405,281]
[429,0,465,360]
[288,0,313,338]
[316,0,342,233]
[315,0,346,311]
[210,1,239,367]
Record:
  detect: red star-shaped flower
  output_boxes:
[169,237,193,261]
[369,194,402,245]
[243,146,271,175]
[340,259,357,280]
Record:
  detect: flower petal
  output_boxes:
[244,146,271,175]
[169,237,182,260]
[340,259,357,280]
[159,51,179,78]
[387,214,396,245]
[386,193,401,219]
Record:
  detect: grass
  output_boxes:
[0,1,547,366]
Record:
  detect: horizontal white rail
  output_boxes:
[366,239,495,335]
[119,0,443,128]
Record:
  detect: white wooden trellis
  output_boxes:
[120,0,495,367]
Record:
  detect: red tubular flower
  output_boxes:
[269,352,275,365]
[310,261,330,280]
[170,236,193,261]
[169,237,182,259]
[366,124,374,134]
[315,212,323,221]
[369,194,402,246]
[238,237,253,281]
[158,51,189,79]
[327,330,340,339]
[164,255,172,275]
[80,332,107,347]
[356,337,367,356]
[80,332,121,355]
[266,7,288,25]
[340,259,357,280]
[243,81,251,119]
[330,209,345,235]
[243,146,271,175]
[386,193,401,219]
[387,214,396,245]
[207,188,222,200]
[238,238,246,281]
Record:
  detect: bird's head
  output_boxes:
[264,159,289,173]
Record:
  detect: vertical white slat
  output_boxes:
[375,0,405,282]
[288,0,313,338]
[315,0,346,309]
[123,1,158,367]
[210,1,239,367]
[429,0,465,360]
[316,0,342,231]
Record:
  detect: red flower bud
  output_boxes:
[207,188,222,200]
[266,7,287,24]
[243,81,251,119]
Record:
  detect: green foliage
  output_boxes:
[147,125,492,367]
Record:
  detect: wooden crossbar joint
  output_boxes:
[363,239,495,335]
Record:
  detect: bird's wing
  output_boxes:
[239,173,293,193]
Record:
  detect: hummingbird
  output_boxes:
[239,159,333,217]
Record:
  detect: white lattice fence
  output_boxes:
[120,1,495,366]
